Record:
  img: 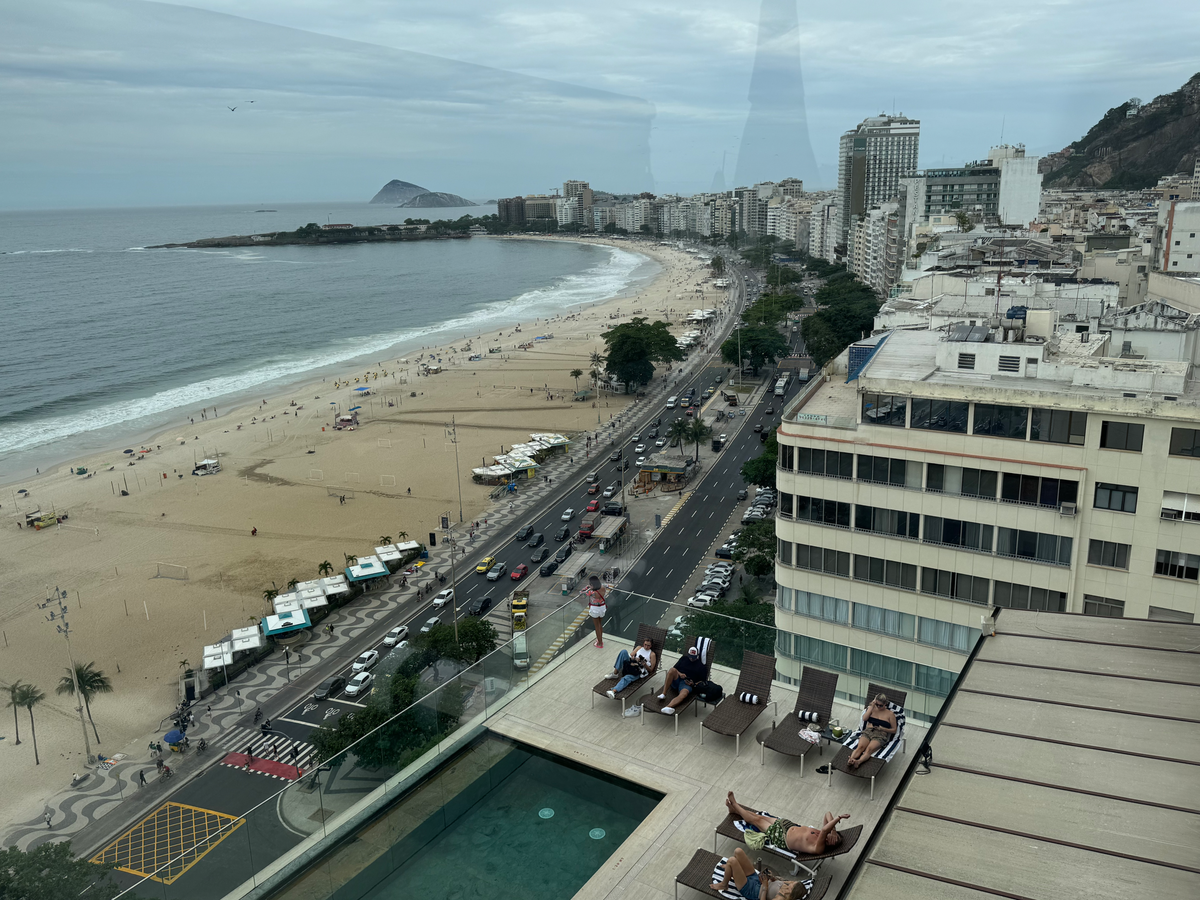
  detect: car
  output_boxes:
[655,438,666,448]
[526,532,544,548]
[631,434,640,443]
[531,547,550,564]
[476,556,496,574]
[753,424,763,432]
[555,525,571,542]
[515,525,534,542]
[432,588,455,608]
[312,675,346,700]
[705,564,734,577]
[345,671,374,696]
[486,562,508,581]
[647,428,658,439]
[561,508,575,521]
[555,543,573,563]
[586,499,600,512]
[622,459,630,470]
[587,471,599,483]
[352,650,379,672]
[736,488,748,500]
[635,456,646,466]
[587,482,600,494]
[511,563,529,580]
[540,559,559,577]
[468,596,494,617]
[602,484,617,499]
[383,625,409,646]
[610,449,622,461]
[688,592,719,608]
[765,406,774,415]
[420,616,442,634]
[742,512,766,525]
[714,545,734,560]
[703,574,732,590]
[634,444,646,453]
[685,408,694,417]
[719,434,728,443]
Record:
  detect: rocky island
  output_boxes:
[148,222,471,249]
[369,180,478,207]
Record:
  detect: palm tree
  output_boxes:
[286,578,299,591]
[7,680,24,745]
[589,350,605,371]
[15,683,45,765]
[318,560,334,577]
[589,367,601,390]
[344,553,358,567]
[263,588,278,603]
[396,531,409,542]
[686,418,713,462]
[55,662,113,744]
[667,418,691,452]
[569,369,583,394]
[378,536,392,546]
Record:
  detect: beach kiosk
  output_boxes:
[345,555,388,586]
[261,609,311,637]
[192,458,221,476]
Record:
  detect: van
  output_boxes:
[666,396,677,409]
[512,632,529,670]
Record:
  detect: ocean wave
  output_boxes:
[0,244,651,456]
[2,248,95,255]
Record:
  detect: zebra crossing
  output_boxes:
[216,726,318,779]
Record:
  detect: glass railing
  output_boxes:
[110,586,955,900]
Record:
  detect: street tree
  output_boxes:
[721,325,790,376]
[732,519,776,579]
[55,662,113,745]
[710,254,725,276]
[601,317,684,391]
[667,417,691,450]
[801,272,880,366]
[569,368,584,393]
[740,433,778,489]
[0,842,125,900]
[686,417,713,462]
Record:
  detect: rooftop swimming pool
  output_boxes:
[273,733,661,900]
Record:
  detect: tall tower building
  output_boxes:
[836,114,920,251]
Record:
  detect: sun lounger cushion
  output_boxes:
[738,692,759,704]
[711,856,813,900]
[841,701,906,762]
[796,710,821,722]
[733,812,798,860]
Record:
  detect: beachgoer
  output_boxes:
[138,770,147,788]
[605,638,655,696]
[846,694,897,769]
[45,812,52,830]
[655,646,706,714]
[725,793,848,853]
[586,575,607,648]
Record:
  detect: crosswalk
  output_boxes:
[215,726,318,779]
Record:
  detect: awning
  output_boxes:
[261,609,311,636]
[346,555,388,582]
[376,544,402,562]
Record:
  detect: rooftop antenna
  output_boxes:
[1000,115,1005,144]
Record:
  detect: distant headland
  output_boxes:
[148,222,471,249]
[369,179,479,208]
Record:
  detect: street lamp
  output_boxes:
[284,647,292,682]
[442,513,460,644]
[446,418,465,523]
[36,589,93,766]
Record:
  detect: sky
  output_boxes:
[3,0,1199,209]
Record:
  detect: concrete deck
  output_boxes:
[488,637,926,900]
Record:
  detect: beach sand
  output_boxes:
[0,237,726,832]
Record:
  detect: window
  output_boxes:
[1155,549,1200,581]
[993,581,1067,611]
[1148,606,1195,624]
[793,542,851,577]
[796,447,853,479]
[849,649,913,687]
[957,353,976,370]
[778,492,793,518]
[1099,421,1144,452]
[928,464,998,499]
[997,355,1020,373]
[791,590,850,624]
[910,398,969,433]
[778,444,795,471]
[1030,408,1087,445]
[857,454,921,488]
[1161,491,1200,522]
[973,403,1028,439]
[1169,428,1200,457]
[1083,595,1125,618]
[795,495,852,528]
[779,633,849,671]
[1000,473,1078,508]
[1087,539,1130,569]
[924,517,994,552]
[915,664,957,697]
[777,539,792,565]
[853,554,918,590]
[861,393,907,427]
[996,528,1073,565]
[1094,482,1138,513]
[855,504,919,538]
[853,604,915,639]
[917,618,981,653]
[920,568,990,604]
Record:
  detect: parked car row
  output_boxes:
[741,488,776,525]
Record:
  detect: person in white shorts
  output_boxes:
[586,574,606,648]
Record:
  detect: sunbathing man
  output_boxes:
[605,637,656,696]
[712,847,808,900]
[655,645,706,714]
[846,693,896,770]
[726,793,849,853]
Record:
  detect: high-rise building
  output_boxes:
[496,196,526,226]
[836,114,920,251]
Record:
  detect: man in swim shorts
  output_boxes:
[725,792,849,854]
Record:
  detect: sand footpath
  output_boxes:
[0,237,725,832]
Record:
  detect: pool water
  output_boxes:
[315,734,661,900]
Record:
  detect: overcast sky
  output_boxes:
[3,0,1199,209]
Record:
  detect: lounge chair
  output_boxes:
[760,666,839,773]
[700,650,775,756]
[827,683,908,800]
[674,848,831,900]
[590,623,666,713]
[640,636,717,734]
[713,808,862,877]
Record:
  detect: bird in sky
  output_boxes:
[228,106,237,112]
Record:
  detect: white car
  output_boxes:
[705,565,734,577]
[655,438,666,448]
[688,592,719,608]
[352,650,379,672]
[432,589,455,608]
[420,616,441,633]
[345,671,374,696]
[635,443,646,453]
[561,508,575,521]
[383,625,409,646]
[635,456,646,466]
[486,562,508,581]
[631,434,640,443]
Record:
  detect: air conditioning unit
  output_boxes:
[1060,502,1078,517]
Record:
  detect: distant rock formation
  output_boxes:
[397,191,478,208]
[1041,73,1200,189]
[369,180,430,204]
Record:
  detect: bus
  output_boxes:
[774,374,790,397]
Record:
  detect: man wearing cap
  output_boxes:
[654,645,707,714]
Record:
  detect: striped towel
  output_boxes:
[711,856,812,898]
[733,813,799,860]
[842,702,906,761]
[695,636,712,665]
[739,692,759,704]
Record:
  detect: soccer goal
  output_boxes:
[154,562,188,581]
[377,438,392,449]
[308,469,324,481]
[344,471,361,484]
[380,475,396,487]
[327,486,356,499]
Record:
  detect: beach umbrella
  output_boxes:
[123,449,134,454]
[349,406,362,411]
[163,729,184,744]
[17,488,27,494]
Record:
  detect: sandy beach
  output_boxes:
[0,236,726,831]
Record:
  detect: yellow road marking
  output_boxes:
[91,801,244,885]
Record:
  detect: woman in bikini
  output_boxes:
[712,847,808,900]
[725,793,849,854]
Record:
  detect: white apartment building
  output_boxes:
[836,114,920,250]
[1157,201,1200,274]
[775,317,1200,719]
[809,198,838,260]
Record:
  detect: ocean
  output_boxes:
[0,202,657,482]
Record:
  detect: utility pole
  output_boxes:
[446,419,465,523]
[37,589,93,765]
[442,513,460,644]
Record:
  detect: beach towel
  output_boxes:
[711,856,813,898]
[734,813,799,860]
[739,692,759,704]
[842,701,906,761]
[798,728,822,744]
[695,636,712,665]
